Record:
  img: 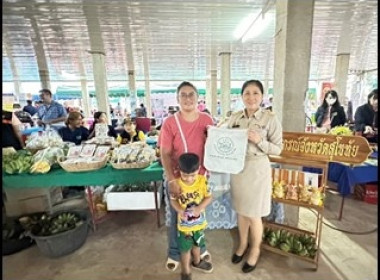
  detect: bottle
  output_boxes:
[116,133,122,144]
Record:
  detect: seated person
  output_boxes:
[147,118,159,137]
[315,90,346,133]
[88,111,117,138]
[58,112,89,145]
[120,118,145,144]
[354,89,378,143]
[2,110,25,150]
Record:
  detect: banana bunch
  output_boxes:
[30,160,51,174]
[263,227,318,259]
[3,151,33,174]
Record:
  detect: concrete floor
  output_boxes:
[3,190,378,280]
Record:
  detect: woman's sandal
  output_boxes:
[165,257,180,272]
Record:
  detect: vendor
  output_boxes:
[58,112,89,145]
[2,110,25,150]
[36,89,67,130]
[354,89,378,143]
[119,118,145,144]
[315,90,346,133]
[88,111,117,138]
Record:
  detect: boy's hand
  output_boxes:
[190,206,202,218]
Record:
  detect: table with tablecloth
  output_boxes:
[303,152,378,220]
[3,162,164,228]
[303,152,378,196]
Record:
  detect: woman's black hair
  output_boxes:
[90,111,107,131]
[322,90,341,108]
[177,81,198,94]
[178,153,200,174]
[241,80,264,95]
[367,89,378,104]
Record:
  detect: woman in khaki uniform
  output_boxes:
[228,80,282,273]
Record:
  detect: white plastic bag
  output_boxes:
[204,126,248,174]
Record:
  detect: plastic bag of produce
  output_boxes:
[26,129,63,150]
[31,147,64,173]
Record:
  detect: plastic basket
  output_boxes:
[29,210,89,258]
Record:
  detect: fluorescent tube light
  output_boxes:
[241,13,273,42]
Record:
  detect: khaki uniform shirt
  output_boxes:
[227,108,283,158]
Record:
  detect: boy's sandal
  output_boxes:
[165,257,179,272]
[200,250,212,262]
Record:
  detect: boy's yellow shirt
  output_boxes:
[176,174,211,232]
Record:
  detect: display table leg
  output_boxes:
[153,181,161,228]
[85,186,97,231]
[338,195,345,221]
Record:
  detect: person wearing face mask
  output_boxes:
[315,90,347,133]
[354,89,378,143]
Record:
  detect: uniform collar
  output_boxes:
[242,108,264,120]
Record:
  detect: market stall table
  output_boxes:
[3,162,164,229]
[303,152,378,220]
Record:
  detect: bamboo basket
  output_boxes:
[110,160,151,170]
[58,156,107,172]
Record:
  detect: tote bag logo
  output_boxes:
[215,137,236,156]
[205,127,248,174]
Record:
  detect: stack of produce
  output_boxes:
[108,182,154,192]
[3,150,34,174]
[25,129,63,151]
[329,125,353,136]
[110,144,156,165]
[19,212,84,236]
[263,227,318,259]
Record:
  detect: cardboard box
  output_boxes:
[4,187,62,202]
[106,186,161,211]
[354,184,378,204]
[3,187,63,217]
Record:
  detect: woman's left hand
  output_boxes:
[248,129,261,144]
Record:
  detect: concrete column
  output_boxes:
[210,49,218,116]
[210,70,218,116]
[219,52,231,117]
[205,78,212,111]
[142,44,152,117]
[144,80,152,118]
[334,53,350,105]
[80,79,91,118]
[4,42,21,97]
[39,69,51,90]
[273,0,314,132]
[273,0,315,227]
[91,52,110,123]
[128,70,138,114]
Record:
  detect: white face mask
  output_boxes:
[325,96,336,106]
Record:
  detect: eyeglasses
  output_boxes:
[179,92,197,100]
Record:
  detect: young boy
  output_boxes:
[170,153,213,280]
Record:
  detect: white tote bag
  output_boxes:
[204,126,248,174]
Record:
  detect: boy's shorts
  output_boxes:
[178,230,205,252]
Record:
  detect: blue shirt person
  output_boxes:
[58,111,89,145]
[37,89,67,130]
